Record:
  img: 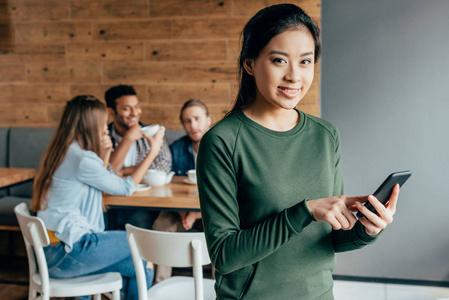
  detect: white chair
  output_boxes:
[126,224,216,300]
[14,202,122,300]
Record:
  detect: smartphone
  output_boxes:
[356,170,412,218]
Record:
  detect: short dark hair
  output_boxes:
[180,99,210,124]
[231,4,321,113]
[104,85,137,112]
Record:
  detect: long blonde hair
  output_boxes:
[31,95,107,211]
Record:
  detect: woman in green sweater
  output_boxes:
[197,4,400,300]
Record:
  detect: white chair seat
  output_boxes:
[14,202,122,300]
[32,272,122,297]
[126,224,216,300]
[147,276,216,300]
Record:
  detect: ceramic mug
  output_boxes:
[187,169,197,183]
[141,124,165,137]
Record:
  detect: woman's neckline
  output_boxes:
[236,108,306,137]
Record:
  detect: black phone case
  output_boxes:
[356,170,411,218]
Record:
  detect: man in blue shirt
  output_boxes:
[170,99,212,177]
[152,99,212,282]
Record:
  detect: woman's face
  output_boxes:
[244,28,315,111]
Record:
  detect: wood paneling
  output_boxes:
[233,0,321,19]
[0,103,49,125]
[26,62,101,83]
[0,43,65,62]
[147,83,230,105]
[172,17,247,39]
[15,21,92,43]
[146,40,227,61]
[226,39,240,62]
[297,103,320,117]
[103,62,183,84]
[150,0,232,17]
[66,42,144,61]
[70,84,147,102]
[0,84,69,103]
[0,21,14,46]
[182,62,236,83]
[70,0,149,19]
[142,104,230,129]
[93,20,171,41]
[47,103,65,125]
[5,0,69,21]
[0,63,25,82]
[0,0,321,128]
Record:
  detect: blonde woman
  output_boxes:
[31,95,163,300]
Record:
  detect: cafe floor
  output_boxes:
[0,231,213,300]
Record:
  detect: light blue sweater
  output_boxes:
[38,141,135,252]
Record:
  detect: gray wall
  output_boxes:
[321,0,449,283]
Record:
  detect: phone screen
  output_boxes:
[356,170,411,218]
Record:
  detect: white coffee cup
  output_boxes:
[141,124,165,137]
[187,169,197,183]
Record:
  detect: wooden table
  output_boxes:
[0,167,36,188]
[104,176,200,211]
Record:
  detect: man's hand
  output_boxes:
[124,124,142,142]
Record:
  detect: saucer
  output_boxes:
[183,178,197,185]
[135,183,152,192]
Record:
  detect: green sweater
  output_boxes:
[197,110,378,300]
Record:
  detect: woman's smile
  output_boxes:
[277,86,301,98]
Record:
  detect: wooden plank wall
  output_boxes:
[0,0,321,129]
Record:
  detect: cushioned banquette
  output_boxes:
[0,127,185,229]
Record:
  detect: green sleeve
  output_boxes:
[332,222,379,252]
[197,128,314,275]
[330,128,379,252]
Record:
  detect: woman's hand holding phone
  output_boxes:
[353,184,400,236]
[308,170,407,234]
[307,185,399,236]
